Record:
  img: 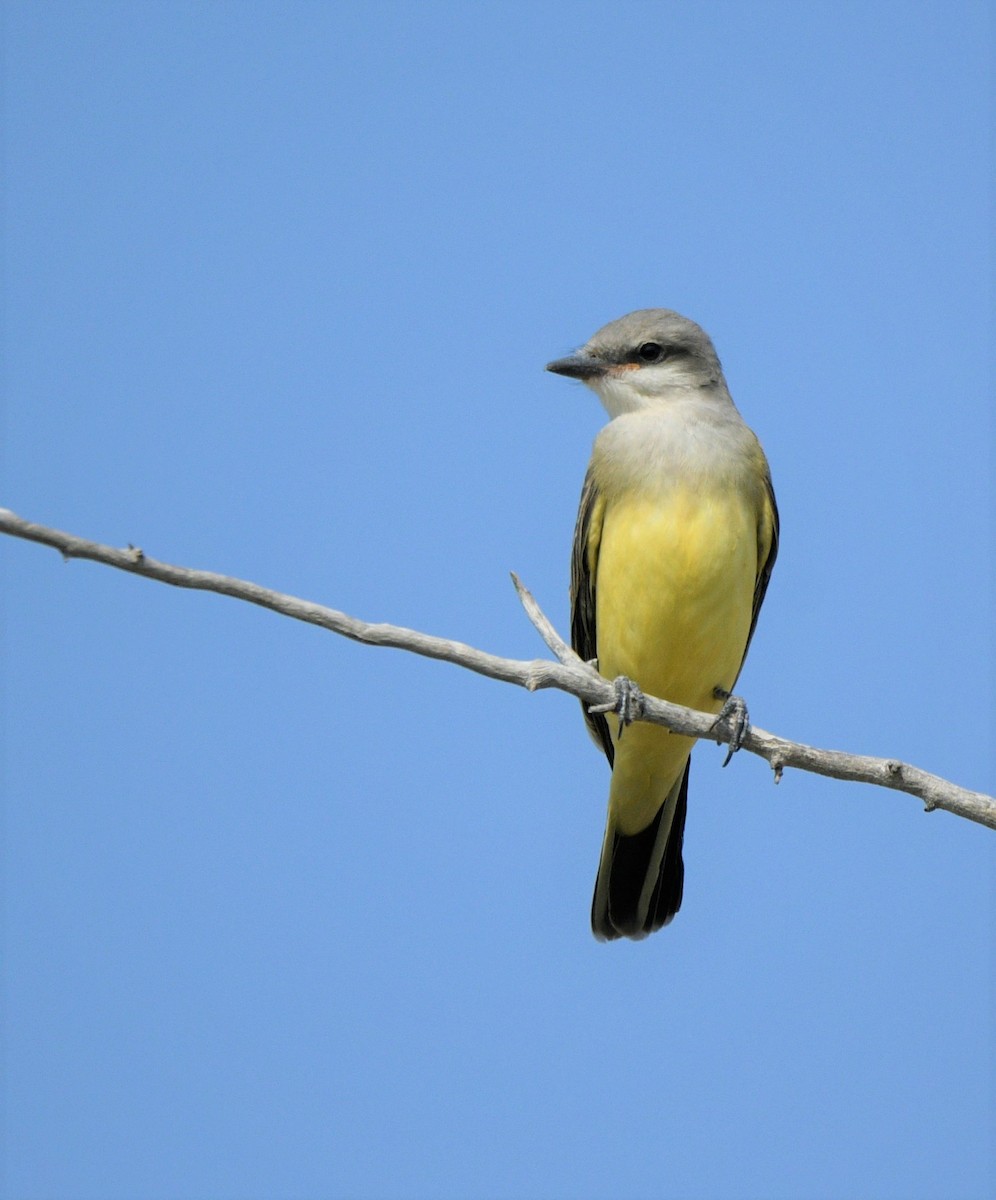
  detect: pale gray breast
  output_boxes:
[593,398,759,496]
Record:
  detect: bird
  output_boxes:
[546,309,778,941]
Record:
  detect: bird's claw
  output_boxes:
[712,687,750,767]
[589,675,645,738]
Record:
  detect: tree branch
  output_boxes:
[3,506,993,831]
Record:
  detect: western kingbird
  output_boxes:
[547,309,778,941]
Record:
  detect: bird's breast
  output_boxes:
[594,484,758,716]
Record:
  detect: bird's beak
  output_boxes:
[545,351,606,381]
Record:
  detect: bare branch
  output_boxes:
[3,507,993,832]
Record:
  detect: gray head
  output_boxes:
[546,309,727,418]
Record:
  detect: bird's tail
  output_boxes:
[590,759,689,941]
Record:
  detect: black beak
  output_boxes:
[545,352,605,381]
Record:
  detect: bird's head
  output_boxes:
[546,309,725,418]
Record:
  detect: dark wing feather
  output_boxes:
[570,469,613,765]
[744,473,779,657]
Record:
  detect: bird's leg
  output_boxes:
[589,675,645,739]
[712,686,750,767]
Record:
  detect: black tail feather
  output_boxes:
[591,759,689,940]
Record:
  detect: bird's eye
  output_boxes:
[637,342,665,363]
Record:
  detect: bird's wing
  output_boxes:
[744,472,779,657]
[570,468,613,765]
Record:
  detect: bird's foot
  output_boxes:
[589,675,645,738]
[712,687,750,767]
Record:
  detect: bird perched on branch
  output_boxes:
[547,309,778,940]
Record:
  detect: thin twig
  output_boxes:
[3,507,993,831]
[510,571,577,665]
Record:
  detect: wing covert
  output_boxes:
[570,469,613,764]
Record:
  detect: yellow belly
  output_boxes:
[596,485,757,833]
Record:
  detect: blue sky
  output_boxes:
[2,3,992,1198]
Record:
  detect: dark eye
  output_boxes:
[637,342,666,363]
